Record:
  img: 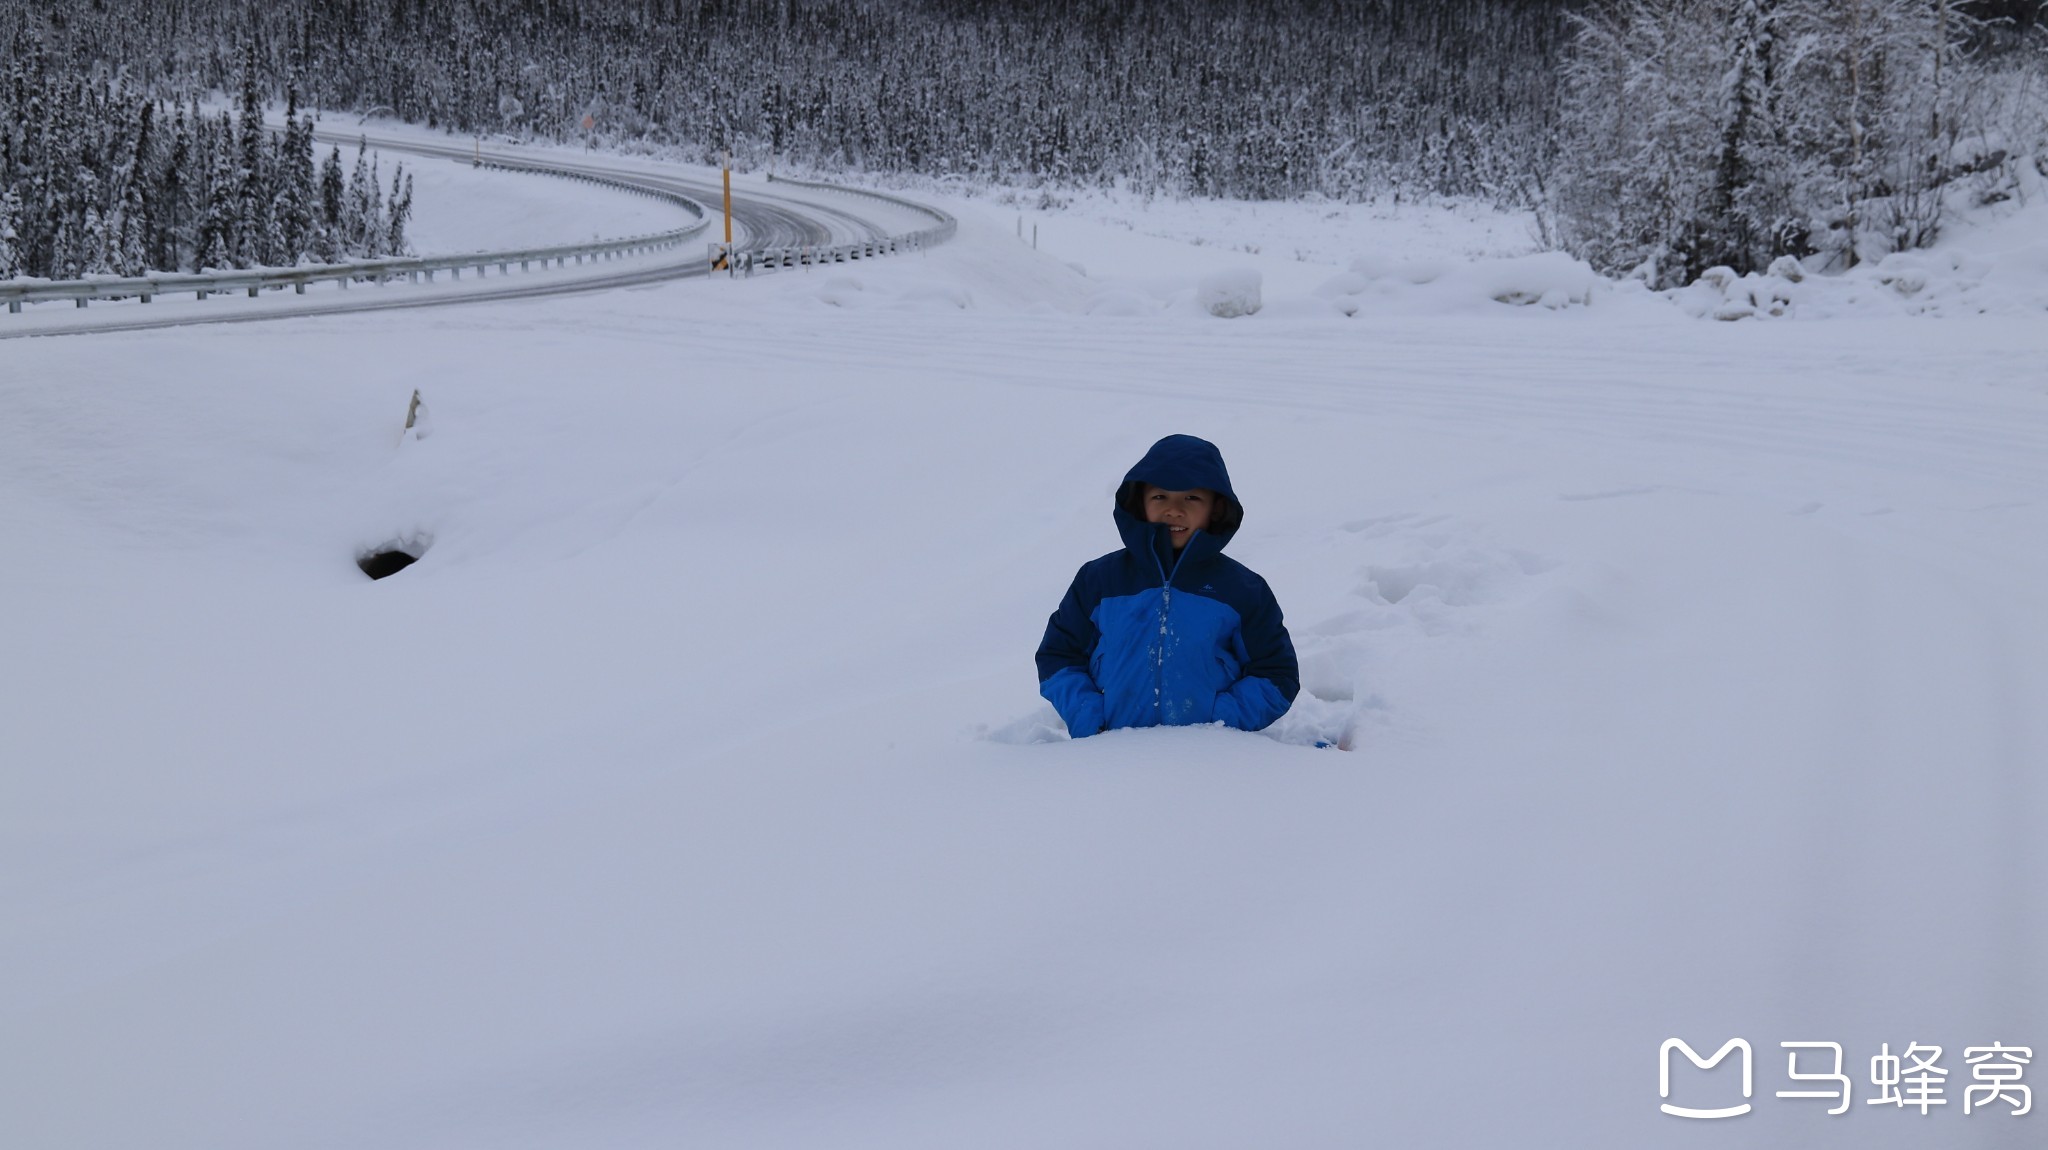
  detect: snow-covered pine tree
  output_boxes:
[234,55,273,266]
[0,189,21,279]
[108,100,154,277]
[279,89,317,264]
[79,203,111,276]
[386,163,413,255]
[47,214,69,280]
[196,119,237,270]
[159,103,192,272]
[317,144,344,261]
[112,167,148,277]
[343,141,385,256]
[1700,0,1797,272]
[368,154,389,255]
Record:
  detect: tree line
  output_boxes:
[4,0,1574,205]
[0,38,413,279]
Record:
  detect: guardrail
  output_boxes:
[713,173,958,277]
[2,159,709,315]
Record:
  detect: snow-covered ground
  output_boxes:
[4,146,2047,1150]
[988,184,1540,296]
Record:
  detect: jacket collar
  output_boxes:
[1115,506,1224,586]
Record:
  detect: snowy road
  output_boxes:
[2,125,936,339]
[2,176,2045,1150]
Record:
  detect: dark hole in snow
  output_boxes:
[357,550,418,579]
[356,537,429,580]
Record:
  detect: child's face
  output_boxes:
[1142,485,1215,548]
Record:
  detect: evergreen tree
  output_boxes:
[112,168,148,276]
[234,53,271,265]
[345,138,380,255]
[110,100,154,276]
[196,120,237,270]
[0,189,20,279]
[317,144,344,259]
[386,163,413,255]
[276,88,316,263]
[160,103,191,272]
[78,202,112,276]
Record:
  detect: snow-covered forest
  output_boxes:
[0,41,415,280]
[0,45,413,280]
[1554,0,2048,284]
[7,0,1575,202]
[2,0,2045,285]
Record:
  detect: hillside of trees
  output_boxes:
[1553,0,2048,285]
[7,0,1576,203]
[0,42,414,280]
[3,0,2044,285]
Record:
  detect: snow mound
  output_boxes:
[1196,266,1263,318]
[1668,265,1800,321]
[1666,244,2048,320]
[1319,251,1597,315]
[1436,251,1598,309]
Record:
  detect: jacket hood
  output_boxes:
[1113,434,1243,576]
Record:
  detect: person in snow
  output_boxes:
[1036,434,1299,737]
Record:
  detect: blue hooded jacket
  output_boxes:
[1036,435,1299,737]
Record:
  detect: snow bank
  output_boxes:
[983,183,1538,274]
[1667,242,2048,320]
[1317,250,1598,316]
[982,154,2048,324]
[1196,266,1262,317]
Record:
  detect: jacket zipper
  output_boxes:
[1153,535,1177,718]
[1156,585,1174,717]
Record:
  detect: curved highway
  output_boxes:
[2,129,928,339]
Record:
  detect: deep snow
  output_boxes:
[3,143,2047,1150]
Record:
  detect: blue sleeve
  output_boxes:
[1212,576,1298,731]
[1036,571,1107,737]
